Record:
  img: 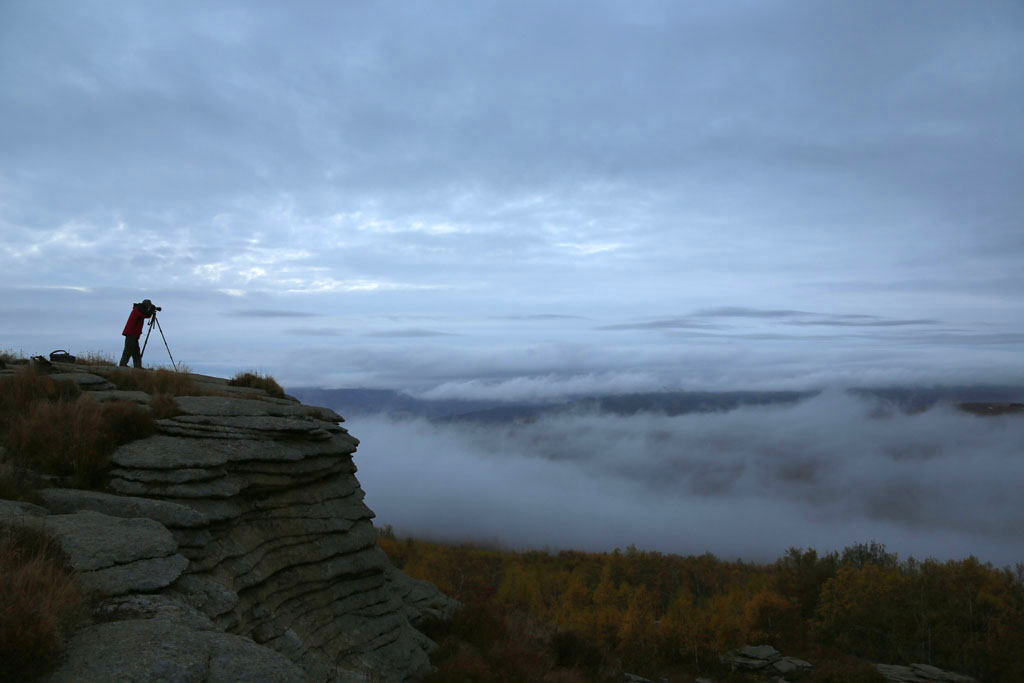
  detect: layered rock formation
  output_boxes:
[0,366,455,682]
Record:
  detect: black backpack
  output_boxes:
[49,349,77,363]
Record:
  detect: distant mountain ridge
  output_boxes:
[286,385,1024,423]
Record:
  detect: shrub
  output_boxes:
[0,523,83,681]
[228,371,286,398]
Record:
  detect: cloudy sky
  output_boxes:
[2,1,1023,397]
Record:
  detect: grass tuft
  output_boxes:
[0,523,83,681]
[228,371,286,398]
[0,349,25,364]
[150,393,181,420]
[0,367,82,434]
[73,351,116,367]
[4,397,155,489]
[0,370,156,489]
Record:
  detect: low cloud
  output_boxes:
[415,371,666,403]
[364,329,456,338]
[498,314,586,321]
[785,319,941,327]
[597,319,719,331]
[228,309,320,318]
[692,307,814,319]
[284,328,346,337]
[352,391,1024,565]
[598,308,938,332]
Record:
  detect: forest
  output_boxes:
[378,530,1024,682]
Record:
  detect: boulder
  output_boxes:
[774,656,813,674]
[0,498,49,518]
[876,662,977,682]
[720,644,810,676]
[1,508,189,595]
[30,510,177,572]
[721,644,781,670]
[42,618,306,683]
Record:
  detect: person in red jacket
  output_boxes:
[119,299,160,368]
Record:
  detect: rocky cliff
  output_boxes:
[0,366,456,682]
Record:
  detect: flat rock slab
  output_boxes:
[82,553,189,595]
[171,413,338,435]
[34,510,177,571]
[43,618,306,683]
[38,488,208,528]
[50,372,116,390]
[112,435,352,470]
[108,475,243,499]
[175,395,341,423]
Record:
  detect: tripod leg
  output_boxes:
[155,317,179,371]
[140,317,155,361]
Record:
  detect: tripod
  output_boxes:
[140,312,179,371]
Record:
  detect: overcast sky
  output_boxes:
[2,1,1023,396]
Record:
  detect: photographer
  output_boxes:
[119,299,161,368]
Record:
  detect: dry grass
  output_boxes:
[0,349,25,364]
[150,393,182,420]
[1,367,155,489]
[0,367,82,434]
[73,351,116,366]
[0,467,44,505]
[228,371,286,398]
[4,396,155,489]
[0,523,83,681]
[102,367,199,396]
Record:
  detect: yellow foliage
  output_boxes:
[379,533,1024,682]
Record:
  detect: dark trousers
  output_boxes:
[120,334,142,368]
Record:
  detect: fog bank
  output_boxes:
[351,391,1024,565]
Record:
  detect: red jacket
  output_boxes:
[122,304,152,337]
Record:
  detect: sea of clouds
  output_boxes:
[351,390,1024,566]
